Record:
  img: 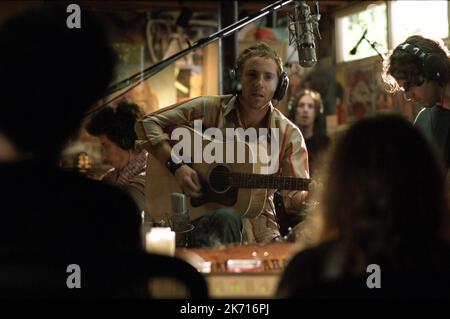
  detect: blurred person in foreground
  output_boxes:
[0,5,205,298]
[277,114,450,298]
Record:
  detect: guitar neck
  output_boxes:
[229,173,310,190]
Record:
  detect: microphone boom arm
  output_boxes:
[98,0,295,110]
[350,28,383,59]
[364,37,384,60]
[350,28,367,55]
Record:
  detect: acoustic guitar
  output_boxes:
[145,126,310,222]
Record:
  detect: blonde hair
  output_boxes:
[236,42,283,76]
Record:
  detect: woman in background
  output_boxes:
[276,90,330,237]
[289,89,330,177]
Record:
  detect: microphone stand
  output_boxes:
[363,37,384,60]
[92,0,296,113]
[351,29,383,60]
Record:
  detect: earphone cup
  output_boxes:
[229,67,241,94]
[120,137,128,149]
[398,43,448,84]
[273,72,289,100]
[423,54,448,83]
[229,67,236,81]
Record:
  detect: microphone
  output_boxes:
[289,1,319,68]
[350,28,368,55]
[171,192,189,233]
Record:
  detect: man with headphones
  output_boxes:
[136,42,310,245]
[86,100,148,214]
[383,35,450,170]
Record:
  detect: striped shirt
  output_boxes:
[135,95,309,243]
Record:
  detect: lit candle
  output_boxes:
[145,227,176,256]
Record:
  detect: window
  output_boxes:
[390,0,448,47]
[336,2,388,63]
[336,1,450,63]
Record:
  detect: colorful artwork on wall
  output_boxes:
[344,57,390,122]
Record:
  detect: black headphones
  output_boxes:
[119,136,134,150]
[229,65,289,101]
[397,43,448,84]
[113,135,134,150]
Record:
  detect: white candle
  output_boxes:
[145,227,175,256]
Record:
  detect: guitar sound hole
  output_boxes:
[209,165,231,193]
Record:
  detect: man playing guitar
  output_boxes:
[136,42,310,246]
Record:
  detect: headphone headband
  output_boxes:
[397,42,447,84]
[398,43,429,60]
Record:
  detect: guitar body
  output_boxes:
[146,126,270,222]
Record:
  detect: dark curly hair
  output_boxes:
[382,35,450,93]
[86,101,144,150]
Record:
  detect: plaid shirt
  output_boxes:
[136,95,309,243]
